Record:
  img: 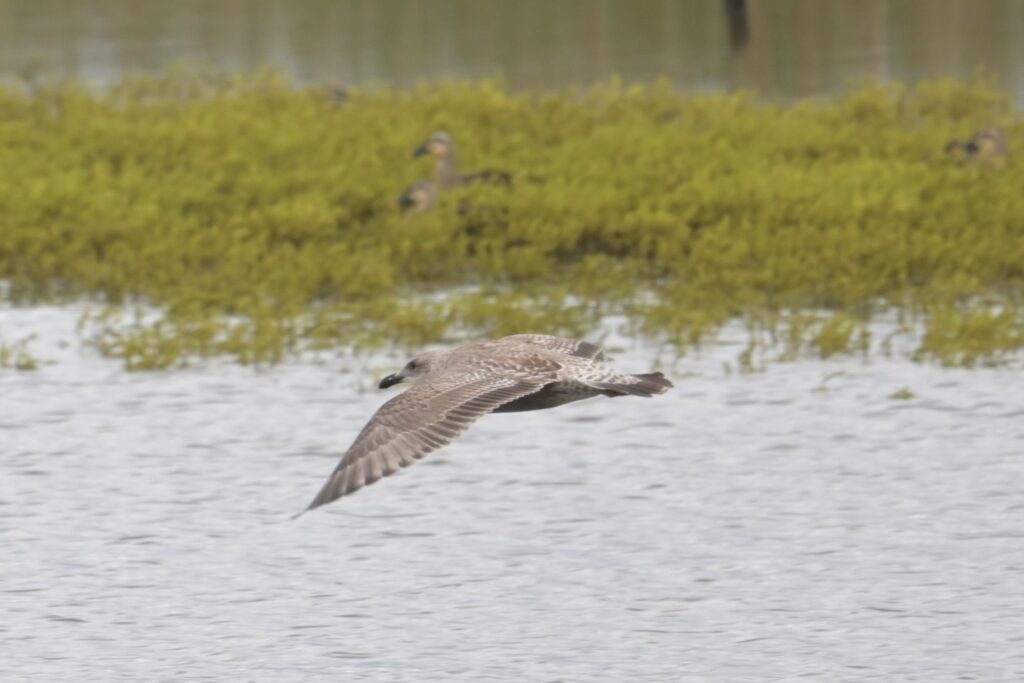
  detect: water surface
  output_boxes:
[2,305,1023,681]
[2,0,1024,103]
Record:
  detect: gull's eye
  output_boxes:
[407,360,418,370]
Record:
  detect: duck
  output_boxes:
[395,180,437,214]
[945,127,1010,165]
[411,131,512,190]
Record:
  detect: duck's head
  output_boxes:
[396,180,437,213]
[411,131,455,159]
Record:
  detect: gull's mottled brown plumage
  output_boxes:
[297,334,672,514]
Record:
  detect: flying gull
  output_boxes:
[297,334,672,514]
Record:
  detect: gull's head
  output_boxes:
[411,131,454,159]
[378,350,445,389]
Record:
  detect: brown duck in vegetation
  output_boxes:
[945,127,1010,165]
[411,131,513,189]
[395,180,437,214]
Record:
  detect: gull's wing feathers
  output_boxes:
[498,334,606,361]
[299,361,557,514]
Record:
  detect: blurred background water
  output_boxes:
[2,0,1024,102]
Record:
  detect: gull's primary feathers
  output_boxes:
[298,334,672,514]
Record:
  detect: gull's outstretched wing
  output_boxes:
[498,334,607,361]
[299,358,558,514]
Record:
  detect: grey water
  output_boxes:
[3,0,1024,104]
[2,305,1024,681]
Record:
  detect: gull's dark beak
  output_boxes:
[396,192,414,210]
[410,143,429,158]
[378,373,403,389]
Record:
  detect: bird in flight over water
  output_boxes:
[296,334,673,515]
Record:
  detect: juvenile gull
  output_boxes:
[298,334,672,514]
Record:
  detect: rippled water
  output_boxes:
[2,305,1023,681]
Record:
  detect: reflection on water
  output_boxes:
[2,305,1024,681]
[1,0,1024,102]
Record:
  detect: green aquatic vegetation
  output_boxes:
[811,371,846,393]
[0,70,1023,369]
[889,387,916,400]
[761,311,870,361]
[0,334,40,371]
[914,307,1024,367]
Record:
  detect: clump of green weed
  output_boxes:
[915,307,1024,367]
[0,335,41,370]
[0,70,1022,368]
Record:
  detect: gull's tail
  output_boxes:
[593,372,673,398]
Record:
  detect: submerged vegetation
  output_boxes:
[0,69,1022,369]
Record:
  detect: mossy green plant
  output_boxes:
[0,70,1022,369]
[889,387,916,400]
[914,307,1024,367]
[0,334,40,370]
